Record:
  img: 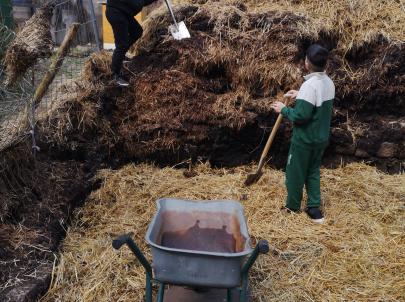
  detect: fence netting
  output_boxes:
[0,0,101,153]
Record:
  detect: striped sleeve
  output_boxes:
[281,84,316,124]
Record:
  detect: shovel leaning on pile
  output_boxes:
[244,97,289,186]
[164,0,190,40]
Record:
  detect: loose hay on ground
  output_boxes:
[42,163,405,301]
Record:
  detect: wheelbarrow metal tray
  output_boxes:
[145,198,252,288]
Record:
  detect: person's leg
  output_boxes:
[306,148,325,208]
[106,7,130,76]
[127,17,143,47]
[285,143,311,211]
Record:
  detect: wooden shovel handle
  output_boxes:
[257,112,284,171]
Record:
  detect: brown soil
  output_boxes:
[0,145,95,301]
[161,223,237,253]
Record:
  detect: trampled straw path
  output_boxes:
[42,163,405,301]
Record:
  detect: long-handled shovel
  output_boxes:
[164,0,191,40]
[244,103,286,186]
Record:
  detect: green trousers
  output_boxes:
[285,143,325,211]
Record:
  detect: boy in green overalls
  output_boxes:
[271,44,335,224]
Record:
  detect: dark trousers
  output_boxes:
[106,7,143,75]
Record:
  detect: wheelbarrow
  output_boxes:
[112,198,269,302]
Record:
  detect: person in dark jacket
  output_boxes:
[106,0,158,86]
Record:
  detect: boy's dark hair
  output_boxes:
[306,44,329,70]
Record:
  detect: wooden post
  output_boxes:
[32,22,79,108]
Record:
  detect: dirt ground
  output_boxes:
[0,144,94,301]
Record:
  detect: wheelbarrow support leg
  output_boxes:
[157,283,165,302]
[112,234,153,302]
[227,288,232,302]
[240,240,269,302]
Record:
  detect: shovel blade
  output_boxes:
[244,171,264,187]
[169,21,191,40]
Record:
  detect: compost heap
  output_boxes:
[0,143,88,301]
[3,1,54,86]
[42,163,405,301]
[39,0,405,172]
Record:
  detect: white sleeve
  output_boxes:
[296,83,316,106]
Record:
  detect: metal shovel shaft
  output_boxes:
[164,0,179,30]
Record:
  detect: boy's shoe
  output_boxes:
[114,74,129,87]
[305,207,325,224]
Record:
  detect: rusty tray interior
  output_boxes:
[147,199,251,256]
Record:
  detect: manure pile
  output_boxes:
[42,163,405,301]
[0,145,88,301]
[38,0,405,172]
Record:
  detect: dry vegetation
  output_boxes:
[42,163,405,301]
[242,0,405,45]
[3,2,54,86]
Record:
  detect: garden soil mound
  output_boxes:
[42,163,405,301]
[0,145,88,301]
[38,0,405,172]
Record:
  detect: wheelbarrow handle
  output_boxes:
[112,233,153,277]
[241,239,269,275]
[112,234,131,250]
[240,240,269,302]
[258,239,270,254]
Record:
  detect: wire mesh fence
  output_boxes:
[0,15,31,151]
[0,0,101,152]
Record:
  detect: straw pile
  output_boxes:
[42,162,405,301]
[38,0,404,169]
[132,0,405,112]
[3,1,54,86]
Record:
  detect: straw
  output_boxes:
[42,162,405,301]
[3,2,54,86]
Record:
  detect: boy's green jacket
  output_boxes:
[281,72,335,149]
